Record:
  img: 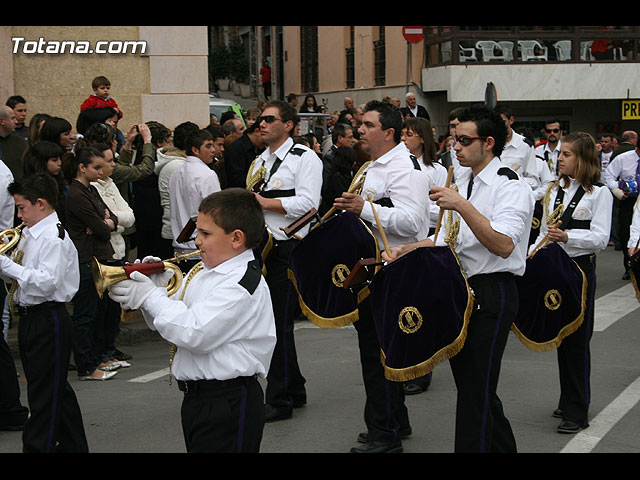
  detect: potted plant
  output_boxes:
[230,36,250,94]
[210,43,231,91]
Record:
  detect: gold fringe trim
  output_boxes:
[381,245,476,382]
[288,269,360,328]
[511,258,588,352]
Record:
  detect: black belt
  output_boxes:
[468,271,515,286]
[16,301,65,316]
[177,375,257,394]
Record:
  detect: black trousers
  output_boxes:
[264,239,306,410]
[18,302,88,452]
[92,260,123,364]
[618,196,635,273]
[179,376,265,453]
[556,254,596,428]
[353,296,409,443]
[71,262,100,376]
[0,285,28,427]
[449,272,518,453]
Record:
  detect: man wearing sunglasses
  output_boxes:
[383,104,534,453]
[334,100,430,453]
[534,119,563,179]
[248,100,323,424]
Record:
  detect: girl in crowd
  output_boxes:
[529,131,612,434]
[39,116,75,153]
[401,117,448,235]
[22,140,68,226]
[63,147,119,381]
[90,142,135,373]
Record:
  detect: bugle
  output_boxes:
[92,250,201,298]
[0,222,25,255]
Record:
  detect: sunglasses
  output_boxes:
[257,115,283,124]
[545,128,560,133]
[455,135,488,147]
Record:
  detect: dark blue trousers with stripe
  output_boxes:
[556,254,596,428]
[179,376,265,452]
[18,303,88,453]
[450,272,518,453]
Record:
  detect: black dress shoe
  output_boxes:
[350,440,403,453]
[622,271,631,280]
[557,420,586,434]
[552,409,563,418]
[403,383,426,395]
[357,426,412,443]
[264,404,292,423]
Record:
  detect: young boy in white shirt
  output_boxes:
[109,188,276,452]
[0,174,88,452]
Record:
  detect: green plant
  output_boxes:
[229,36,249,84]
[210,43,231,79]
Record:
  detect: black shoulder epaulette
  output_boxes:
[238,259,261,295]
[497,167,518,180]
[535,155,545,160]
[290,147,307,156]
[522,137,534,148]
[57,223,65,240]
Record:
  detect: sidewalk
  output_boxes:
[6,307,161,358]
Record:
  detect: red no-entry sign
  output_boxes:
[402,26,424,44]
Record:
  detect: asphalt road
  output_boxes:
[1,245,639,454]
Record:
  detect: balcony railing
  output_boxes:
[425,26,640,66]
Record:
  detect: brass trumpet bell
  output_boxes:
[92,257,185,299]
[0,222,25,255]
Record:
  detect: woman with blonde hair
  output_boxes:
[529,131,612,434]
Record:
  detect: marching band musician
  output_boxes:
[530,132,612,434]
[109,189,276,452]
[333,100,431,453]
[0,174,88,452]
[383,104,534,453]
[247,100,323,423]
[629,197,640,258]
[168,129,222,274]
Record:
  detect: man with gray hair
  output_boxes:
[404,92,430,121]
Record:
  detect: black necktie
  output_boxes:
[466,176,474,199]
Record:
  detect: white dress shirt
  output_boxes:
[535,141,562,181]
[0,211,79,306]
[0,160,14,230]
[629,198,640,249]
[249,137,323,241]
[500,131,539,190]
[140,249,276,381]
[434,157,534,278]
[531,156,555,202]
[417,157,448,229]
[356,142,431,248]
[529,178,612,258]
[169,156,221,253]
[602,148,640,199]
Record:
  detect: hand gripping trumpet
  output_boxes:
[0,222,25,255]
[92,250,202,298]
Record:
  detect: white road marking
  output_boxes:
[561,375,640,453]
[128,367,170,383]
[594,283,639,332]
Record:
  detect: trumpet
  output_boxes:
[92,250,202,298]
[0,223,25,255]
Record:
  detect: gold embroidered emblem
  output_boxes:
[331,264,351,288]
[398,306,423,334]
[544,289,562,311]
[531,217,540,229]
